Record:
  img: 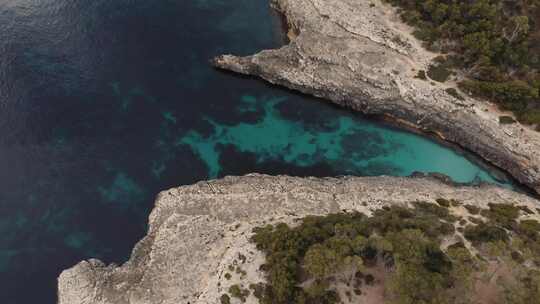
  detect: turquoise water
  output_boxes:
[0,0,512,302]
[180,95,506,184]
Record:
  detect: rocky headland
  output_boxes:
[57,174,540,304]
[58,0,540,303]
[213,0,540,195]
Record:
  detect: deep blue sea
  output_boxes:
[0,0,513,303]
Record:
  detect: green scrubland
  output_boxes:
[386,0,540,129]
[220,200,540,304]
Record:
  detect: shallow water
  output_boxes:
[0,0,512,303]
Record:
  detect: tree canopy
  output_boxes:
[242,201,540,304]
[386,0,540,129]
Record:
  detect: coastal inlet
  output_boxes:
[0,0,514,303]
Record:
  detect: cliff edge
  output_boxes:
[57,175,540,304]
[213,0,540,194]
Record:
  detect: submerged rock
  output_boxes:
[57,174,540,304]
[213,0,540,194]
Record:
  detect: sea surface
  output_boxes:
[0,0,513,303]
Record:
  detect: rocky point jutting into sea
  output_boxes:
[58,0,540,303]
[214,0,540,195]
[58,174,540,304]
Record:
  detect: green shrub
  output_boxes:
[250,202,473,304]
[450,199,462,207]
[435,198,450,207]
[459,80,538,113]
[468,217,484,225]
[228,284,250,302]
[445,88,464,100]
[518,109,540,125]
[517,220,540,240]
[384,0,540,130]
[519,205,534,215]
[428,64,452,82]
[503,269,540,303]
[249,283,266,300]
[220,294,231,304]
[413,201,453,219]
[415,70,428,80]
[464,204,481,215]
[499,116,517,124]
[464,223,508,244]
[250,199,540,304]
[413,27,440,42]
[483,203,520,228]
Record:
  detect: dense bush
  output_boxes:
[482,203,520,228]
[250,203,466,304]
[247,200,540,304]
[464,222,509,244]
[464,204,481,215]
[446,88,465,100]
[499,116,517,124]
[220,294,231,304]
[386,0,540,127]
[415,70,428,80]
[228,284,250,302]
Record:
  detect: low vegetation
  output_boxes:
[385,0,540,128]
[445,88,464,101]
[233,200,540,304]
[415,69,428,80]
[499,115,517,124]
[428,56,454,82]
[228,284,250,303]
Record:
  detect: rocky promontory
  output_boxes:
[57,174,540,304]
[213,0,540,194]
[57,1,540,302]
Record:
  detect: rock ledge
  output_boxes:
[213,0,540,194]
[58,174,540,304]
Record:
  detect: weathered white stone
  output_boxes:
[213,0,540,194]
[58,174,540,304]
[58,0,540,302]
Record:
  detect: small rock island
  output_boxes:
[58,0,540,303]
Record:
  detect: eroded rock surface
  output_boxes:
[213,0,540,194]
[58,174,540,304]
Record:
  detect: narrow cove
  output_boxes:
[0,0,517,303]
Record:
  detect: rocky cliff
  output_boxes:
[57,1,540,302]
[213,0,540,194]
[57,174,540,304]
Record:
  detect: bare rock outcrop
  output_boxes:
[57,174,540,304]
[213,0,540,194]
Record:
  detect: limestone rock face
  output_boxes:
[57,174,540,304]
[213,0,540,194]
[57,1,540,302]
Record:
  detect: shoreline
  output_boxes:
[57,174,540,303]
[215,67,519,191]
[212,0,540,195]
[56,1,540,302]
